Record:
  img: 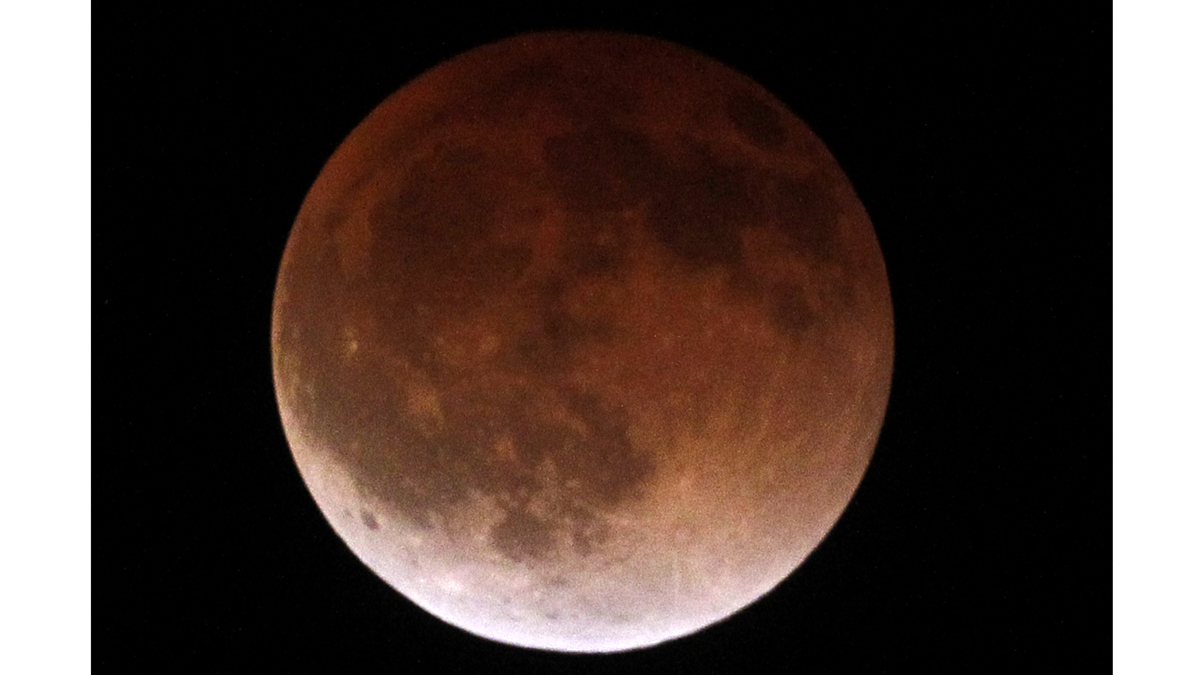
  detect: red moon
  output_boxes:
[272,32,893,652]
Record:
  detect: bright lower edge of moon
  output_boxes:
[271,31,894,653]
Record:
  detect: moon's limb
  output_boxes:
[272,31,893,653]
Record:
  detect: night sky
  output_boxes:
[97,5,1109,671]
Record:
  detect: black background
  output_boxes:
[98,5,1109,671]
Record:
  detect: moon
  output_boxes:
[271,31,893,653]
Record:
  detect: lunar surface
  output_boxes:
[272,32,893,653]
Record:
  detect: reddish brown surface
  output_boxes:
[272,32,893,652]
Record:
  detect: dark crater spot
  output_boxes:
[491,508,556,563]
[510,417,573,476]
[727,90,787,150]
[770,282,818,338]
[314,207,350,238]
[829,277,857,311]
[567,507,610,557]
[774,175,842,262]
[544,123,658,213]
[647,143,764,272]
[544,308,615,355]
[569,245,622,277]
[562,215,634,278]
[361,511,379,530]
[508,280,616,376]
[472,245,533,286]
[513,332,569,377]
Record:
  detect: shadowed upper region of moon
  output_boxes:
[726,89,788,150]
[272,31,893,653]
